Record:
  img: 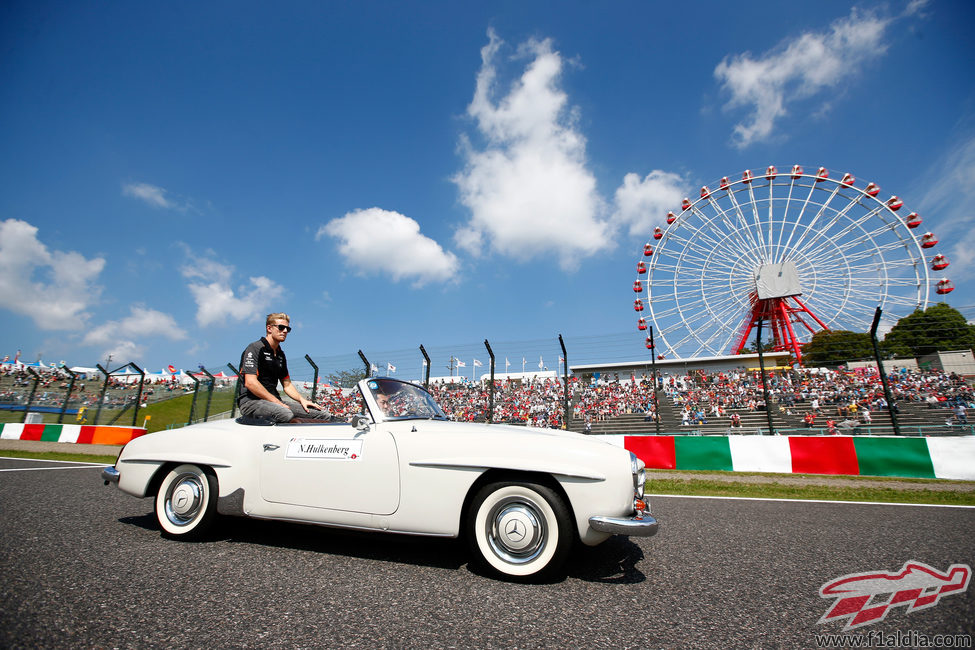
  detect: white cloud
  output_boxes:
[613,170,689,237]
[918,133,975,229]
[83,305,185,347]
[98,339,144,365]
[714,8,894,148]
[452,29,612,270]
[123,182,174,209]
[179,250,285,326]
[318,207,459,286]
[905,0,930,18]
[122,182,198,213]
[945,230,975,283]
[915,132,975,281]
[0,219,105,330]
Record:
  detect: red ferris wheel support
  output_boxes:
[731,294,830,364]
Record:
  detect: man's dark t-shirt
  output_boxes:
[239,338,289,402]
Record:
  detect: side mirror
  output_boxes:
[350,414,370,432]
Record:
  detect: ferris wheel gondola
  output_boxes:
[633,165,952,363]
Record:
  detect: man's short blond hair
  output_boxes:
[266,312,290,328]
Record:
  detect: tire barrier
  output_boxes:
[0,423,146,446]
[599,434,975,481]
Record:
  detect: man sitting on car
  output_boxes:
[237,312,331,423]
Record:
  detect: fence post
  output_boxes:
[187,373,201,425]
[870,306,901,436]
[228,364,240,418]
[304,355,319,403]
[419,345,431,390]
[22,368,41,424]
[484,339,495,423]
[358,350,371,378]
[94,364,111,425]
[756,319,776,436]
[558,334,569,430]
[129,362,146,427]
[57,366,78,424]
[200,368,215,422]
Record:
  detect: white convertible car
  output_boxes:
[103,377,657,578]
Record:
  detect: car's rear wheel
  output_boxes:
[466,480,573,579]
[155,464,218,539]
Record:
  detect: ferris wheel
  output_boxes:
[632,165,954,363]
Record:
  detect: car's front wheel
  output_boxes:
[155,464,218,539]
[466,480,573,579]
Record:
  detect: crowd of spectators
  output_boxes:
[311,366,973,430]
[313,387,365,420]
[662,366,973,427]
[312,378,571,428]
[0,363,204,411]
[7,359,972,431]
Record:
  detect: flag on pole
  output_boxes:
[387,362,396,373]
[473,359,483,367]
[370,363,379,373]
[457,360,466,367]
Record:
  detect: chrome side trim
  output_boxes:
[102,466,120,486]
[245,514,458,538]
[589,514,659,537]
[409,460,605,482]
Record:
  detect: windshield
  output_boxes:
[363,378,448,421]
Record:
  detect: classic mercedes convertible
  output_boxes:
[102,377,657,578]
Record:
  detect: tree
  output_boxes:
[882,303,975,357]
[801,330,875,366]
[324,367,367,388]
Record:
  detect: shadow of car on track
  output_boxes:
[568,536,647,584]
[117,512,648,583]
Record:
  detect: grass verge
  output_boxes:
[0,450,118,464]
[0,389,235,432]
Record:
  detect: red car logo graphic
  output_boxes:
[818,561,971,630]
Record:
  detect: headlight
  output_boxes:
[629,452,646,499]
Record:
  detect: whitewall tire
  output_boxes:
[155,464,218,539]
[467,481,573,579]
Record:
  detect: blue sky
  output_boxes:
[1,0,973,376]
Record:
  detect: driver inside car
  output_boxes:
[376,392,391,414]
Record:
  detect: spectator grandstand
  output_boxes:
[308,365,974,436]
[0,363,223,424]
[4,354,973,437]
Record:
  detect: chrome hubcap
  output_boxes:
[487,497,546,564]
[165,473,204,526]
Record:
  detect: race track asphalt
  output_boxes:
[1,456,973,649]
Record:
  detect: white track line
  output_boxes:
[648,493,975,509]
[0,456,105,471]
[0,465,104,472]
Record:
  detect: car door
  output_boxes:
[259,423,400,515]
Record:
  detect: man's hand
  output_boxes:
[298,398,323,412]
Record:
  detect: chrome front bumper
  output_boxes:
[589,514,659,537]
[102,466,119,486]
